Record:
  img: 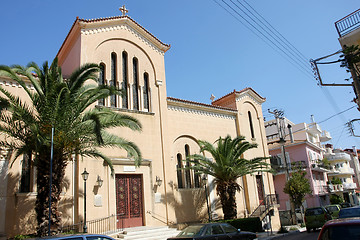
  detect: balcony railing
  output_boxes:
[328,167,355,176]
[320,130,331,142]
[343,182,357,190]
[315,185,329,195]
[326,152,352,162]
[307,123,322,135]
[335,8,360,37]
[311,162,331,172]
[328,184,344,193]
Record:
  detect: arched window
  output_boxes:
[132,58,139,110]
[185,145,191,188]
[143,72,150,111]
[177,153,184,189]
[122,51,128,109]
[110,52,117,108]
[248,111,255,139]
[98,63,106,106]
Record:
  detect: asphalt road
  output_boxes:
[276,230,320,240]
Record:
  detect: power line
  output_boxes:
[214,0,315,79]
[240,0,309,62]
[212,0,355,141]
[232,0,311,70]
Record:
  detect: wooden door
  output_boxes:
[256,175,264,203]
[115,174,144,228]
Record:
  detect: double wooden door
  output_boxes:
[115,174,144,228]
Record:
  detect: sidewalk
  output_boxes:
[257,226,306,240]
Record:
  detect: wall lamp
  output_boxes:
[155,176,162,187]
[96,175,103,187]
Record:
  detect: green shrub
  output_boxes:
[330,194,344,204]
[217,217,263,232]
[14,234,35,240]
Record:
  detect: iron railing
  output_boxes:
[250,194,278,220]
[335,8,360,37]
[60,214,124,234]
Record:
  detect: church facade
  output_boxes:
[0,9,280,237]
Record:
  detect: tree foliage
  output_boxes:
[187,135,272,219]
[0,59,142,236]
[283,169,311,208]
[340,45,360,77]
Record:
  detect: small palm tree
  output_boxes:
[0,59,142,236]
[187,135,272,220]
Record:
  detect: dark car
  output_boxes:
[325,204,341,218]
[29,234,116,240]
[167,223,257,240]
[318,217,360,240]
[304,207,332,232]
[339,206,360,218]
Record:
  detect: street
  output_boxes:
[274,230,319,240]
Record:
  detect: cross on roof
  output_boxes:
[119,5,129,16]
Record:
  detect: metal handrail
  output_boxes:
[250,194,278,220]
[60,214,124,234]
[335,8,360,37]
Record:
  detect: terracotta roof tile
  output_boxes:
[212,87,265,104]
[167,97,237,112]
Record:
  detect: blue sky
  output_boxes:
[0,0,359,149]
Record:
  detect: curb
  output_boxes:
[258,228,306,240]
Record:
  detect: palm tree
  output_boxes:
[187,135,272,220]
[0,58,142,236]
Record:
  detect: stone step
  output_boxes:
[112,226,180,240]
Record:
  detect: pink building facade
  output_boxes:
[268,141,329,210]
[265,117,359,211]
[265,117,331,210]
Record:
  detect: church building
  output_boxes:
[0,7,280,237]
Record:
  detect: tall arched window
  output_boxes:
[122,51,128,109]
[185,145,191,188]
[177,153,184,189]
[143,72,150,111]
[132,57,139,110]
[248,111,255,139]
[98,63,106,106]
[110,52,117,108]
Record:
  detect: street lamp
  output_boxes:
[202,174,211,222]
[81,168,89,233]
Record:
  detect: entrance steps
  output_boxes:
[112,226,180,240]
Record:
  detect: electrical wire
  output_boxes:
[212,0,357,146]
[213,0,315,79]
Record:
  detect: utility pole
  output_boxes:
[268,109,297,225]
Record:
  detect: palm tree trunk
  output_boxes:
[218,184,238,220]
[35,148,66,236]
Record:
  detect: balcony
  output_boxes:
[311,163,331,172]
[335,8,360,37]
[320,130,331,142]
[307,123,321,135]
[315,185,329,195]
[326,152,352,162]
[343,182,357,190]
[328,167,355,176]
[328,184,344,193]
